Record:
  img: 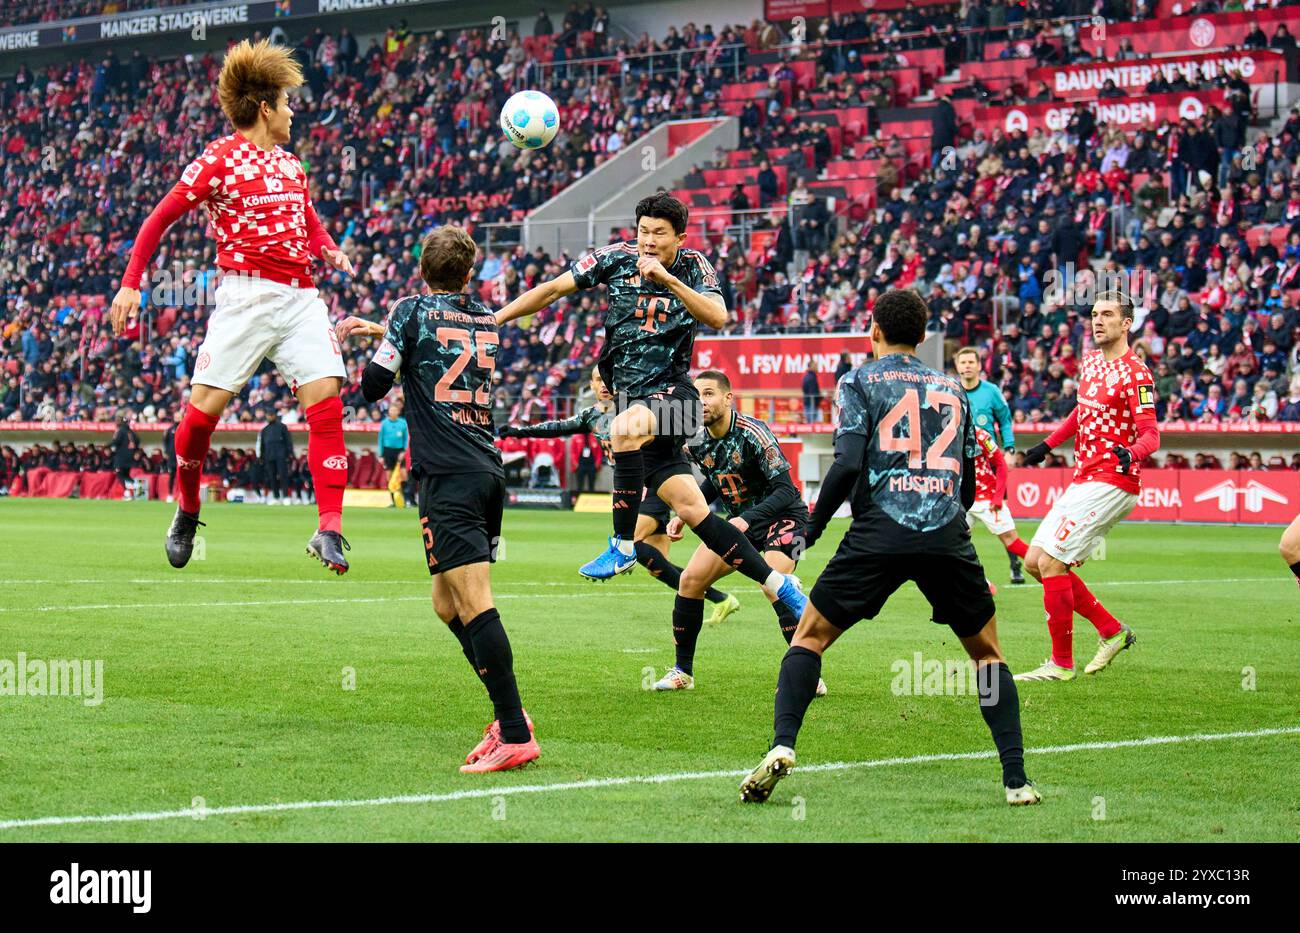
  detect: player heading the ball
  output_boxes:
[495,193,808,619]
[110,39,356,575]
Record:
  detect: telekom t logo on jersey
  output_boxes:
[1193,479,1288,514]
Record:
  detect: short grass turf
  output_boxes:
[0,498,1297,841]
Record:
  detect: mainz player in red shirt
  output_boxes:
[108,40,356,574]
[1015,291,1161,682]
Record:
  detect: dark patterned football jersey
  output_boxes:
[373,292,502,476]
[689,410,807,522]
[569,241,723,398]
[835,352,977,550]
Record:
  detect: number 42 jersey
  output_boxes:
[834,352,978,552]
[374,292,503,477]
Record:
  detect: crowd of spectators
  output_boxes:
[3,0,1300,479]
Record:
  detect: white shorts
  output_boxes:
[966,499,1016,537]
[192,275,345,393]
[1030,481,1137,566]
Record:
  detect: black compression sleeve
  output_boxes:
[961,452,976,510]
[361,361,396,403]
[741,470,800,529]
[699,476,721,505]
[515,414,590,437]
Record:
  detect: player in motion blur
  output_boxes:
[740,290,1039,807]
[501,368,741,624]
[1283,514,1300,588]
[955,347,1024,584]
[1015,291,1160,682]
[109,40,356,573]
[495,194,807,617]
[336,226,538,773]
[655,370,823,693]
[968,426,1030,594]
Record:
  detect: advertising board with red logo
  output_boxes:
[1031,50,1292,101]
[1080,7,1298,58]
[693,334,873,393]
[1008,469,1298,524]
[974,91,1227,136]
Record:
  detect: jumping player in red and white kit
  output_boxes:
[967,427,1029,595]
[1016,291,1160,682]
[109,40,356,574]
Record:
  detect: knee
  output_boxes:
[677,501,709,527]
[678,569,708,599]
[1281,538,1300,567]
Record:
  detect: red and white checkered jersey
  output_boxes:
[169,133,328,288]
[1071,348,1157,493]
[973,426,1002,503]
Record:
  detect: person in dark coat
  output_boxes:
[258,409,294,504]
[111,413,139,497]
[802,364,821,423]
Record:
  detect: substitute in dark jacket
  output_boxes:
[259,410,294,503]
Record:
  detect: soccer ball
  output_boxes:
[500,90,559,150]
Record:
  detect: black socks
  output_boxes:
[773,645,822,750]
[671,595,704,675]
[634,540,728,603]
[773,601,799,644]
[611,449,644,541]
[1291,561,1300,582]
[692,512,776,587]
[446,616,481,679]
[978,662,1027,788]
[464,608,529,744]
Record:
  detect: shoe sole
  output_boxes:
[306,544,349,575]
[739,752,795,803]
[459,750,540,774]
[1085,629,1136,675]
[1007,788,1043,806]
[578,562,636,581]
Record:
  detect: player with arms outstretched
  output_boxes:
[1016,291,1159,683]
[654,370,823,693]
[337,226,538,773]
[109,40,356,574]
[501,368,741,624]
[495,194,806,618]
[968,426,1031,593]
[739,290,1039,808]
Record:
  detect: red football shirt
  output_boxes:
[973,426,1005,504]
[122,132,334,290]
[1068,348,1158,493]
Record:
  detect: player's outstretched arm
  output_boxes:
[496,271,580,326]
[1022,408,1079,465]
[111,190,193,334]
[994,389,1016,451]
[336,317,385,341]
[990,446,1008,510]
[503,413,592,438]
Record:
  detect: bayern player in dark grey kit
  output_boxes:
[496,193,807,619]
[739,289,1040,807]
[337,226,538,774]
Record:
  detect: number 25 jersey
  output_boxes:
[835,352,977,552]
[375,292,502,477]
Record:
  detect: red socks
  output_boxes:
[1007,537,1028,558]
[1041,574,1075,669]
[173,403,218,514]
[1068,571,1121,639]
[306,396,347,534]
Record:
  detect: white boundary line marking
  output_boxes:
[1,725,1294,832]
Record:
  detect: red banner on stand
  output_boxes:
[693,334,873,393]
[1032,50,1292,100]
[975,91,1228,136]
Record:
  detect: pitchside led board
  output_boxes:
[1010,469,1299,526]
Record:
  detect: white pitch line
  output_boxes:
[0,725,1294,832]
[0,591,668,613]
[1,579,666,588]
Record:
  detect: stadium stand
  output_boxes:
[3,1,1300,500]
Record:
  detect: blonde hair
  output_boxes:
[218,39,304,129]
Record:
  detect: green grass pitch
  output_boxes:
[1,498,1297,841]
